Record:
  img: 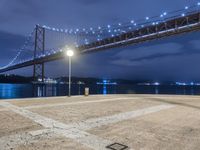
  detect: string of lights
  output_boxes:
[42,2,200,36]
[0,29,35,69]
[41,2,200,45]
[1,2,200,69]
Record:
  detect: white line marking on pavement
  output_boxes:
[0,101,175,150]
[28,129,54,136]
[54,128,113,150]
[1,95,117,102]
[0,102,115,150]
[68,104,175,130]
[23,97,136,109]
[0,129,56,150]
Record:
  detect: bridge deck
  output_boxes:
[1,12,200,73]
[0,94,200,150]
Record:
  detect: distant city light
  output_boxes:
[96,79,117,85]
[154,82,160,86]
[175,82,200,86]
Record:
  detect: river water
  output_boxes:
[0,83,200,99]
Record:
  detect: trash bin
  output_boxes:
[85,87,89,96]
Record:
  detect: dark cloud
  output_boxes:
[0,30,25,63]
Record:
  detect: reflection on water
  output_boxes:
[155,86,159,94]
[0,83,200,99]
[0,84,32,99]
[103,85,107,95]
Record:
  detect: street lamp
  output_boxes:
[65,49,74,97]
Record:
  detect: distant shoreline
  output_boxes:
[0,74,200,86]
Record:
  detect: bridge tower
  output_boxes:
[33,25,45,82]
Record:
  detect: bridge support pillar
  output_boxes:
[33,25,45,82]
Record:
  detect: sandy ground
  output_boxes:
[0,110,42,137]
[16,136,92,150]
[89,103,200,150]
[0,94,200,150]
[30,98,161,124]
[9,95,116,107]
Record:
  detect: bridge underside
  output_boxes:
[1,12,200,73]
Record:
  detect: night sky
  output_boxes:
[1,0,200,82]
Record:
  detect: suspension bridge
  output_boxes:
[1,3,200,82]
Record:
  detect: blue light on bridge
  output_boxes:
[2,2,200,70]
[163,12,167,16]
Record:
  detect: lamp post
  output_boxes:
[66,49,74,97]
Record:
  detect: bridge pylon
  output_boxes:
[33,25,45,82]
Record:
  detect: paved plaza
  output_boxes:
[0,94,200,150]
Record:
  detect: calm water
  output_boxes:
[0,83,200,99]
